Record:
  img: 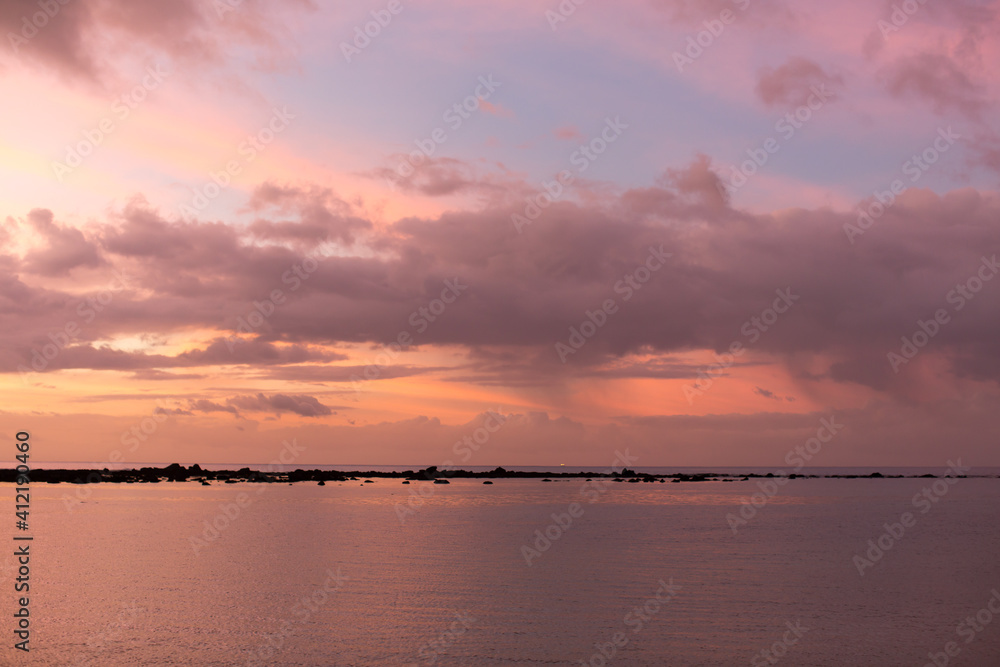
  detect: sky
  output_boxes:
[1,0,999,467]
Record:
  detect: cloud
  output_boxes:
[226,392,334,417]
[755,57,843,108]
[252,364,444,384]
[651,0,790,26]
[969,132,1000,175]
[3,160,1000,403]
[752,386,793,401]
[246,183,371,245]
[188,399,239,415]
[22,209,103,276]
[155,406,193,416]
[1,338,341,374]
[553,126,582,141]
[882,52,987,120]
[479,100,513,118]
[183,392,334,417]
[657,153,729,208]
[177,338,344,367]
[865,0,1000,59]
[7,400,1000,466]
[131,369,205,381]
[371,156,508,197]
[753,386,777,399]
[0,0,314,85]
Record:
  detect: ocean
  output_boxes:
[5,474,1000,665]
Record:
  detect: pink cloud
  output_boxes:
[755,57,844,108]
[0,0,314,86]
[479,100,514,118]
[22,208,104,276]
[553,126,582,141]
[2,159,999,407]
[882,52,987,120]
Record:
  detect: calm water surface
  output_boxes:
[4,478,1000,665]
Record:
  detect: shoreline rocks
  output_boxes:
[0,464,993,485]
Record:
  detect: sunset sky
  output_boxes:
[1,0,998,466]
